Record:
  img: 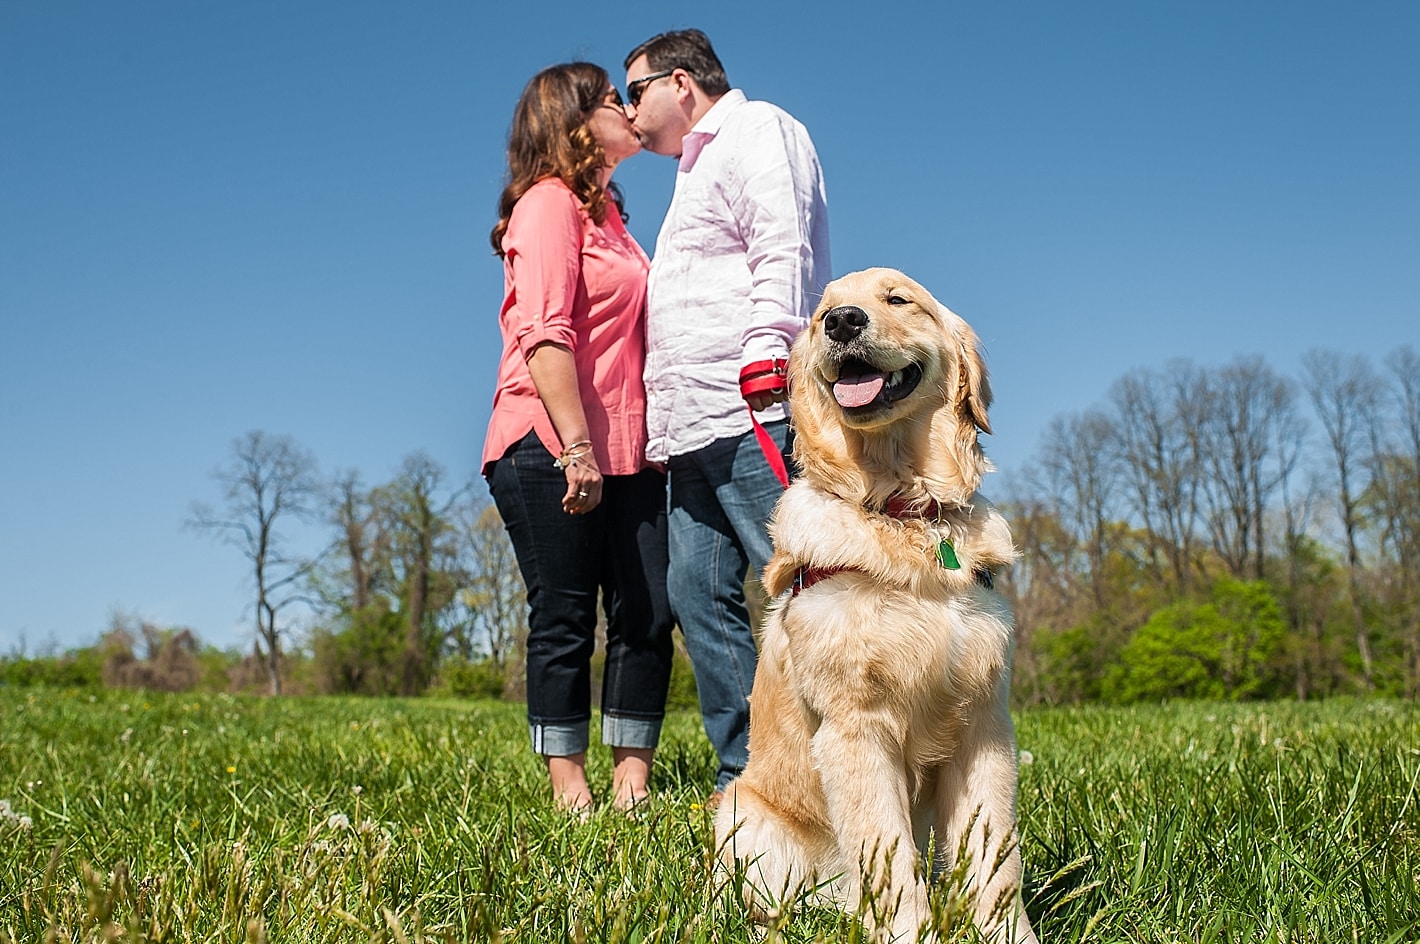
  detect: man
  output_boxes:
[623,29,831,799]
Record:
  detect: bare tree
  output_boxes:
[995,490,1081,704]
[1109,363,1203,593]
[1194,358,1300,581]
[1303,351,1381,688]
[1378,346,1420,694]
[1039,410,1119,607]
[325,470,388,615]
[450,497,527,670]
[376,453,461,696]
[190,431,320,695]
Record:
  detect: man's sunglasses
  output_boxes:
[626,69,675,107]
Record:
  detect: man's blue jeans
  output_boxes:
[666,419,792,790]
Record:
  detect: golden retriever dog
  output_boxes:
[715,268,1038,943]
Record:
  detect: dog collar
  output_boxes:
[881,495,944,519]
[791,562,994,597]
[788,491,994,596]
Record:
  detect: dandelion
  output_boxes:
[327,813,350,830]
[1019,750,1035,766]
[226,766,237,774]
[0,799,32,831]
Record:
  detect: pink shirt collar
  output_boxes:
[677,89,746,172]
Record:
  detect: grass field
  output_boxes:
[1,689,1416,943]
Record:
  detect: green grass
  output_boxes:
[1,690,1416,942]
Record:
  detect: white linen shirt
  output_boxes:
[643,89,831,462]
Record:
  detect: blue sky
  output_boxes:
[3,1,1417,653]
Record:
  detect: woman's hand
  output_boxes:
[561,450,603,515]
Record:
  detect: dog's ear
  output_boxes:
[926,303,994,500]
[947,309,992,437]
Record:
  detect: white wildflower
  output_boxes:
[1018,750,1034,766]
[327,813,350,831]
[0,799,32,831]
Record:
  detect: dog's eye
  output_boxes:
[887,294,911,306]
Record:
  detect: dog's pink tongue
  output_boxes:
[833,373,885,408]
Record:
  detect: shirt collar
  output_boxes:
[677,89,746,172]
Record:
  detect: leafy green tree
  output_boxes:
[1104,579,1286,702]
[310,601,406,695]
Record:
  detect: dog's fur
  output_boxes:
[714,269,1038,943]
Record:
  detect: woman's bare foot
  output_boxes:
[611,747,654,811]
[545,753,593,814]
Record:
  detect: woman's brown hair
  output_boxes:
[490,62,627,256]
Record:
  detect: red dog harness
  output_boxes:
[789,496,996,596]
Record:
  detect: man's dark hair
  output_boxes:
[624,29,730,97]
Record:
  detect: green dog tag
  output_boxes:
[936,539,961,570]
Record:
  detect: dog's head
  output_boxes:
[789,268,993,506]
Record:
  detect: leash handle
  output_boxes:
[740,358,791,489]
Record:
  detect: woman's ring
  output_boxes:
[578,490,588,498]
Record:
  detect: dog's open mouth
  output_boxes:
[830,357,923,410]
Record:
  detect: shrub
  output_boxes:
[311,603,406,695]
[1104,579,1286,703]
[0,647,103,689]
[433,656,508,699]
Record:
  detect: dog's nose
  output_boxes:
[823,306,868,343]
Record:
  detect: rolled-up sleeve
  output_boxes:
[727,112,822,367]
[504,182,584,357]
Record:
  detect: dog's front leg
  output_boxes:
[934,702,1038,944]
[812,721,928,942]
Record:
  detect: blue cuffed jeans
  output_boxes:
[666,420,792,790]
[489,432,673,757]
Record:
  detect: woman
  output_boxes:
[483,62,671,813]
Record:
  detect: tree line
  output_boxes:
[183,433,530,698]
[4,346,1415,706]
[1001,346,1419,704]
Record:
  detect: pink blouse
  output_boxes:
[482,177,652,477]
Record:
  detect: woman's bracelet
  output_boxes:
[552,440,593,470]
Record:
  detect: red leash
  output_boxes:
[739,358,791,488]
